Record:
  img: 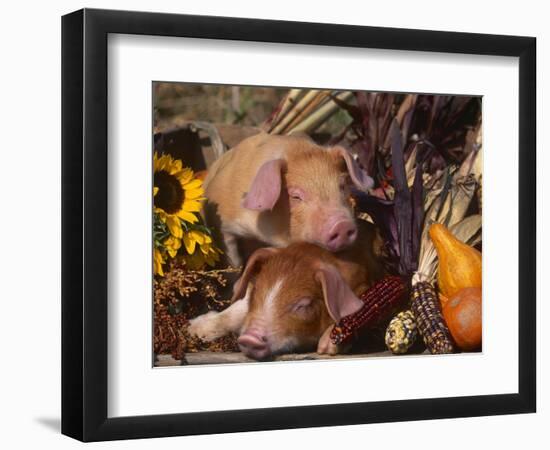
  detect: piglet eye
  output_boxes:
[291,297,313,316]
[288,188,304,202]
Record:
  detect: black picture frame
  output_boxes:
[62,8,536,442]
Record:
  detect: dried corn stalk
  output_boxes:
[420,127,482,238]
[288,92,353,135]
[267,88,352,136]
[270,89,323,134]
[265,88,302,131]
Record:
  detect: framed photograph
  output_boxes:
[62,8,536,442]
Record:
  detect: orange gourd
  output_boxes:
[442,287,482,351]
[429,223,482,298]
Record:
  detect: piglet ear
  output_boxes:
[242,159,285,211]
[231,247,278,302]
[315,263,364,322]
[332,146,374,191]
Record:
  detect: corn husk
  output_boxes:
[420,146,481,247]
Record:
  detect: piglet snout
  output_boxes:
[324,218,357,252]
[238,329,271,360]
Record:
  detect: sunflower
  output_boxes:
[182,229,222,270]
[200,242,222,267]
[184,237,222,270]
[153,152,205,238]
[152,152,223,275]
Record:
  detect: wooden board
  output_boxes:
[155,350,429,366]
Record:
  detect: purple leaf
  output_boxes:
[390,120,414,276]
[353,191,399,263]
[411,152,425,267]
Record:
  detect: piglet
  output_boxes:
[188,222,385,360]
[203,132,374,266]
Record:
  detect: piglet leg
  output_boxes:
[317,325,351,355]
[188,293,249,342]
[221,231,242,267]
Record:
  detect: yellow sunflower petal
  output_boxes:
[153,186,159,197]
[168,236,182,250]
[163,236,182,258]
[183,233,197,254]
[169,159,183,175]
[165,215,183,238]
[156,154,169,172]
[183,179,203,191]
[153,152,166,172]
[155,263,164,276]
[154,248,165,263]
[177,168,194,185]
[184,187,204,200]
[190,230,206,245]
[176,209,199,224]
[198,236,213,254]
[153,152,159,170]
[154,248,165,276]
[182,199,202,213]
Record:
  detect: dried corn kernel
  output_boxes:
[330,276,407,345]
[410,281,455,354]
[385,310,417,354]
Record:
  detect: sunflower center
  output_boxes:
[154,170,185,214]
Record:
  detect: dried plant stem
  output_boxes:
[288,92,353,134]
[282,92,331,133]
[271,90,323,134]
[405,144,419,187]
[267,88,303,131]
[397,94,418,123]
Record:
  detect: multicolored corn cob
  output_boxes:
[330,275,407,345]
[385,310,418,354]
[410,281,455,354]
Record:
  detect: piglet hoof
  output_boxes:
[317,341,339,356]
[317,326,340,356]
[188,311,224,342]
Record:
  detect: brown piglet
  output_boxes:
[203,132,374,266]
[188,222,385,360]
